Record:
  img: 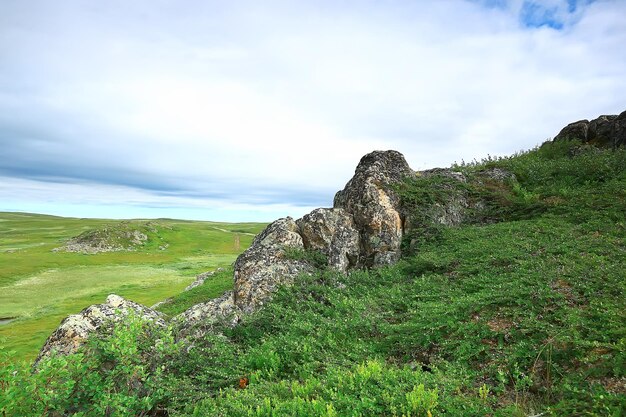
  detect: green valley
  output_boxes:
[0,212,266,360]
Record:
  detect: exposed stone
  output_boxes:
[185,268,224,291]
[174,291,240,338]
[553,111,626,148]
[613,110,626,148]
[296,208,360,272]
[418,168,469,227]
[476,167,516,183]
[554,119,589,142]
[35,294,164,365]
[334,150,416,267]
[233,217,314,313]
[587,115,617,147]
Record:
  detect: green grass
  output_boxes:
[0,212,265,360]
[155,267,235,317]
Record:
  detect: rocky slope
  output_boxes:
[35,111,626,362]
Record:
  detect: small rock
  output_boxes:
[35,294,164,365]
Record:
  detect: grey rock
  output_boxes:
[334,150,415,267]
[554,119,589,142]
[185,268,224,291]
[587,115,617,147]
[233,217,314,313]
[419,168,469,227]
[296,208,360,272]
[35,294,164,365]
[174,291,240,338]
[613,110,626,148]
[553,111,626,148]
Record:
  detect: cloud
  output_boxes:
[1,0,625,221]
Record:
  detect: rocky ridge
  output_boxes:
[37,150,418,360]
[554,110,626,148]
[36,112,626,362]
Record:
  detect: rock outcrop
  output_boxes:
[182,150,416,327]
[174,291,240,338]
[296,208,359,272]
[554,111,626,148]
[35,294,164,365]
[334,150,416,266]
[52,222,155,254]
[233,217,314,313]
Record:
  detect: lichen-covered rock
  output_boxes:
[233,217,314,313]
[35,294,164,365]
[174,291,240,338]
[296,208,359,272]
[418,168,469,227]
[334,150,416,266]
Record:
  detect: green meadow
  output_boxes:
[0,212,265,361]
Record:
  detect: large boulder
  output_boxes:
[554,119,589,142]
[334,150,415,266]
[35,294,164,365]
[553,111,626,148]
[233,217,314,313]
[612,110,626,148]
[296,208,360,272]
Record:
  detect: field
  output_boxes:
[0,212,265,361]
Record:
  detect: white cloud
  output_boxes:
[1,0,625,221]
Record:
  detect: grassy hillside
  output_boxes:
[0,213,265,360]
[1,141,624,416]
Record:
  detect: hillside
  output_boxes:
[1,129,625,415]
[0,213,266,360]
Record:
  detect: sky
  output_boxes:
[1,0,625,222]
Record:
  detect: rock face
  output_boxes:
[554,111,626,148]
[35,294,164,365]
[296,208,359,272]
[231,150,415,314]
[174,291,240,338]
[233,217,314,313]
[334,150,416,266]
[417,168,469,227]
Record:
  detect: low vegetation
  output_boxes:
[1,140,624,416]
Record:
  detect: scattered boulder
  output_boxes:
[296,208,359,272]
[233,217,314,313]
[554,111,626,148]
[35,294,164,365]
[334,150,416,266]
